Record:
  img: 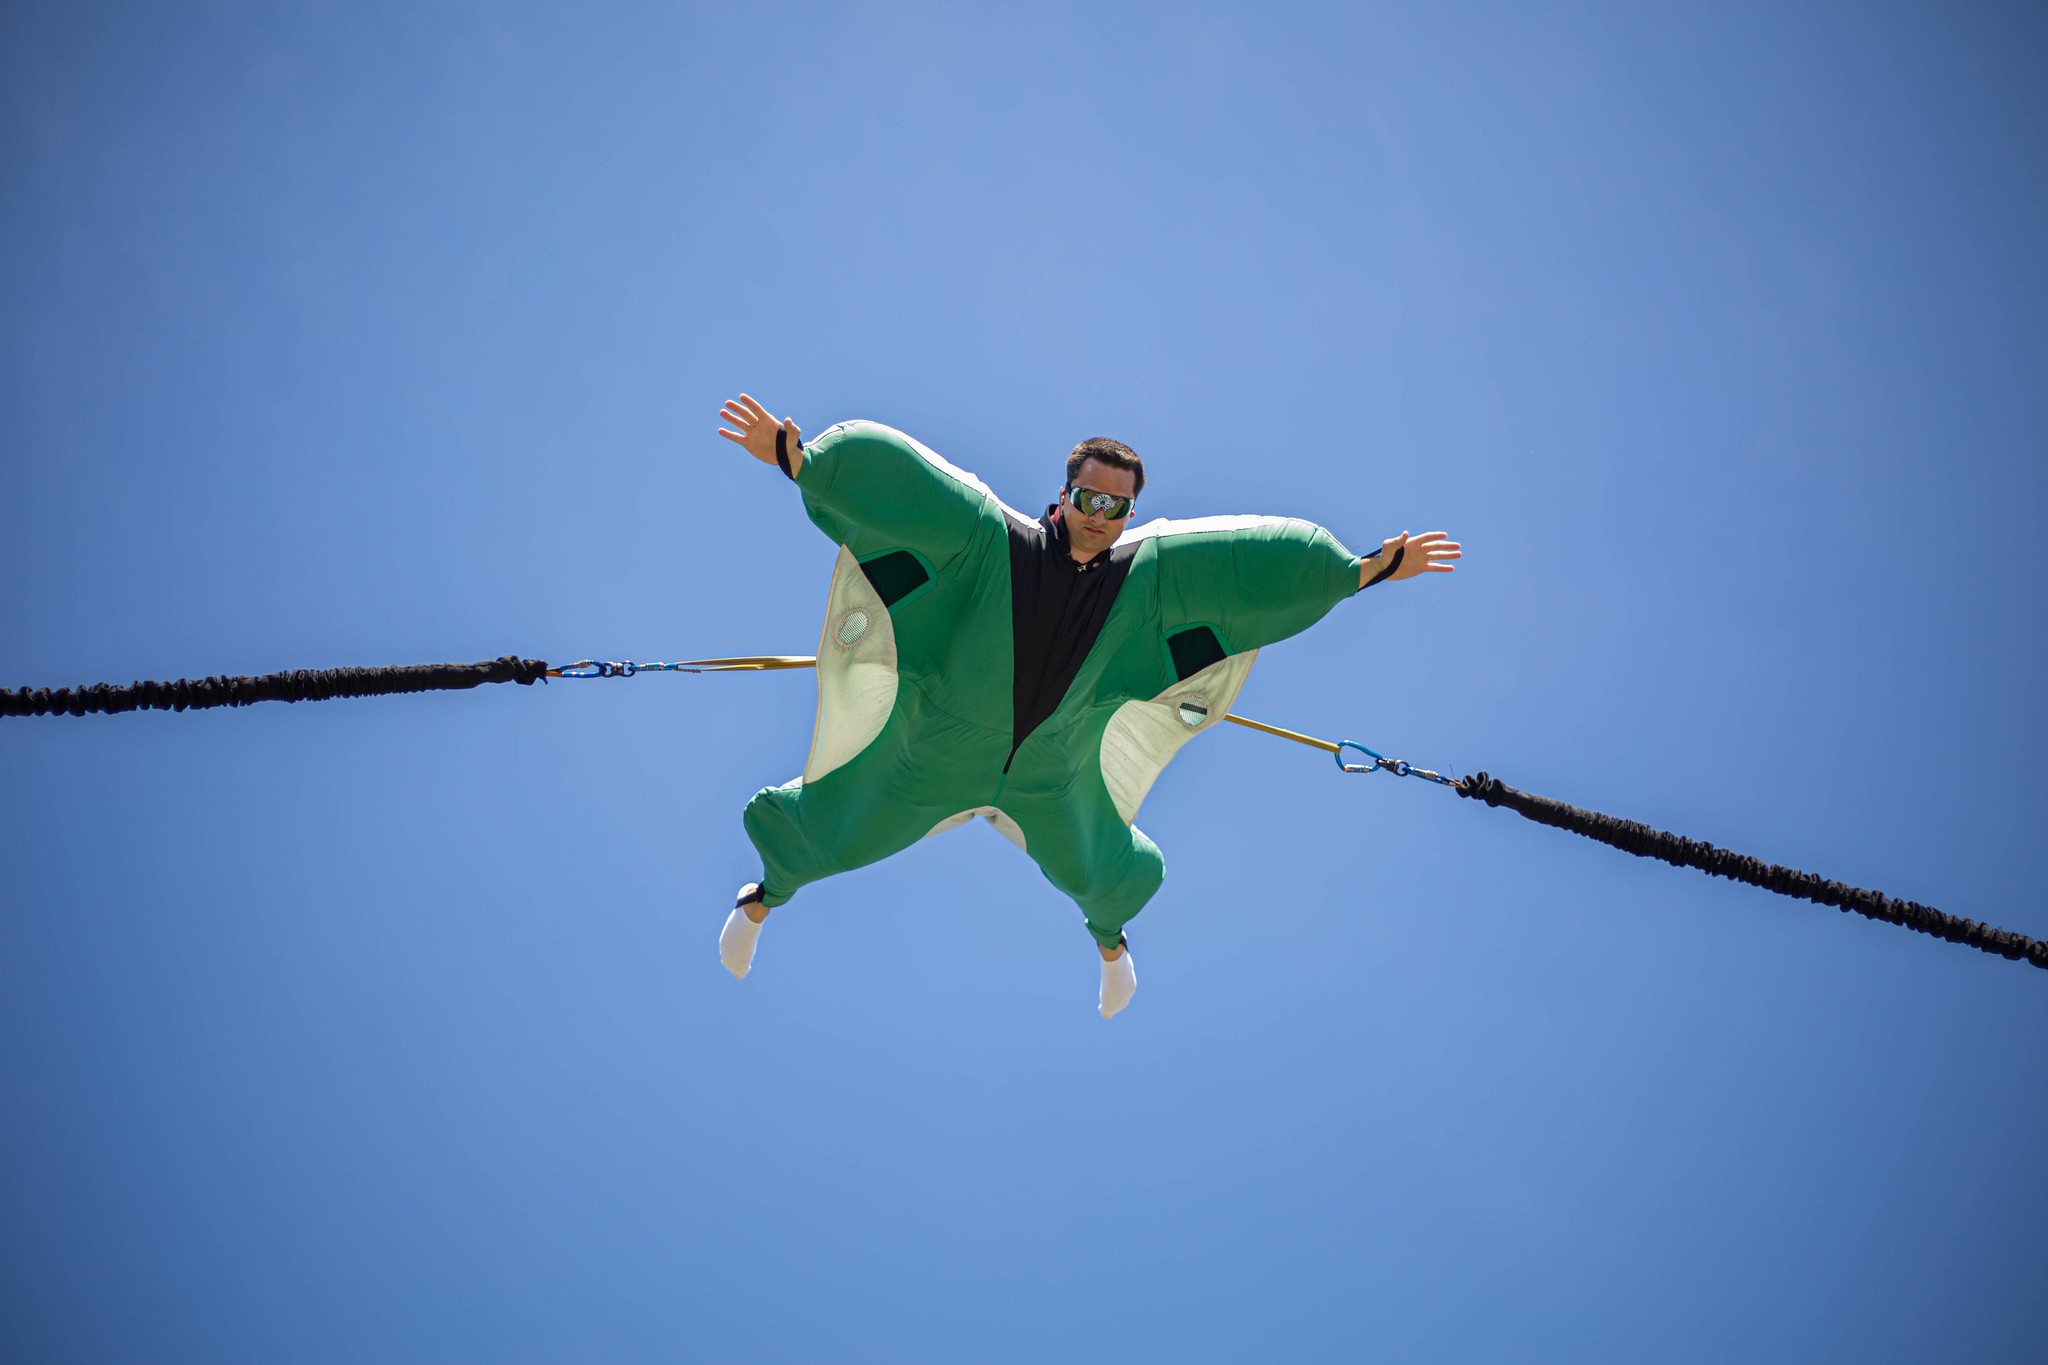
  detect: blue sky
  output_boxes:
[3,2,2044,1360]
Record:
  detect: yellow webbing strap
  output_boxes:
[651,655,1336,749]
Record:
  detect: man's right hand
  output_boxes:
[716,393,803,478]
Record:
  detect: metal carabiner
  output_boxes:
[1335,740,1385,776]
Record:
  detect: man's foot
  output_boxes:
[1098,944,1136,1019]
[720,883,768,979]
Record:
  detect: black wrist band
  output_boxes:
[1363,543,1404,588]
[774,427,794,480]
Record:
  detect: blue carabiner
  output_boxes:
[1334,740,1384,775]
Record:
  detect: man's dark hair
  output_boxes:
[1065,437,1145,498]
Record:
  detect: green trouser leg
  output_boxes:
[741,705,1007,909]
[747,756,1161,943]
[1002,781,1165,950]
[744,692,1162,945]
[747,767,1162,940]
[742,765,948,910]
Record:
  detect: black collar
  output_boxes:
[1041,505,1113,573]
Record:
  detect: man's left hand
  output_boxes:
[1362,530,1461,588]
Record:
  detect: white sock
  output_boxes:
[721,892,765,979]
[1098,947,1137,1019]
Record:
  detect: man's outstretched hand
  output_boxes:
[1362,530,1461,588]
[717,393,803,477]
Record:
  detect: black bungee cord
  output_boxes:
[5,652,2040,974]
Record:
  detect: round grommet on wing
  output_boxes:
[835,609,871,648]
[1176,695,1209,729]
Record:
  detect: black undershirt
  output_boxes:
[1004,506,1138,769]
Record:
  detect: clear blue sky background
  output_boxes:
[4,2,2045,1360]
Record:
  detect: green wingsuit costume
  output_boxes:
[742,420,1368,949]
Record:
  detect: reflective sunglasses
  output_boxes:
[1064,485,1136,520]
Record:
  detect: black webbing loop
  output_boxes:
[775,427,794,480]
[1,655,549,718]
[1363,542,1405,588]
[1454,772,2048,972]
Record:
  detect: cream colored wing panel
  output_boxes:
[1099,650,1259,826]
[803,546,901,783]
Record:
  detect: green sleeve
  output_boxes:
[1147,516,1365,656]
[794,420,999,567]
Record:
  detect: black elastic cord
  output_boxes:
[1363,543,1405,588]
[775,427,794,480]
[736,883,768,908]
[1454,771,2048,972]
[2,655,549,718]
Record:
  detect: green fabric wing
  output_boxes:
[795,420,1004,570]
[1140,515,1365,659]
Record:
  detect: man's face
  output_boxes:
[1059,458,1139,560]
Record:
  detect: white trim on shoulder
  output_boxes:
[1114,513,1303,546]
[841,420,1040,529]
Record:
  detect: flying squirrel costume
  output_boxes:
[742,419,1372,949]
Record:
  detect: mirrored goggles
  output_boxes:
[1065,486,1136,520]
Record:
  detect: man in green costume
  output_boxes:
[713,393,1459,1017]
